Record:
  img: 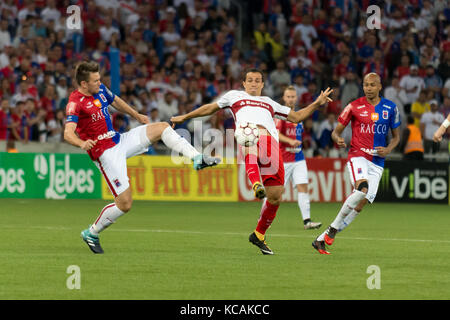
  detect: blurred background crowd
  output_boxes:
[0,0,450,159]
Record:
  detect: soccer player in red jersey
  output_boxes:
[64,61,219,254]
[275,86,322,230]
[171,69,332,254]
[312,73,401,255]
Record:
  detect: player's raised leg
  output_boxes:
[147,122,220,170]
[244,145,265,199]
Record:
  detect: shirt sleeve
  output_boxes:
[65,98,80,123]
[390,104,401,129]
[272,100,291,120]
[338,103,353,126]
[216,90,235,108]
[101,84,116,104]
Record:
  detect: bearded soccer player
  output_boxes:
[312,73,400,255]
[171,69,332,255]
[64,61,219,254]
[275,86,321,230]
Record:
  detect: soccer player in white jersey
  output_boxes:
[64,61,219,254]
[312,73,400,255]
[171,68,332,255]
[432,113,450,142]
[275,86,321,230]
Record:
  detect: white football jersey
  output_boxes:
[216,90,291,141]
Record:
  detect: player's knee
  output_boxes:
[116,198,133,213]
[147,122,169,143]
[357,181,368,194]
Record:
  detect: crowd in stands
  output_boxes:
[0,0,449,159]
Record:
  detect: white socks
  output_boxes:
[90,203,125,235]
[297,192,311,221]
[338,209,360,232]
[317,190,366,241]
[330,190,366,230]
[161,126,200,160]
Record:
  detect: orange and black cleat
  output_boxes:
[324,226,338,246]
[312,240,331,255]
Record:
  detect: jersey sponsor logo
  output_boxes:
[86,102,93,109]
[371,112,379,121]
[382,110,388,119]
[91,110,105,122]
[357,105,366,109]
[360,110,369,117]
[97,130,116,141]
[360,147,378,155]
[382,104,391,109]
[360,123,388,134]
[238,99,272,112]
[94,99,102,108]
[286,147,302,153]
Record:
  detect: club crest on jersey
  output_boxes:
[371,113,379,121]
[99,93,107,103]
[114,179,121,188]
[94,99,102,108]
[382,110,388,120]
[358,168,362,174]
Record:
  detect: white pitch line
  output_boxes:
[3,225,450,244]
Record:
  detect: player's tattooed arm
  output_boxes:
[332,122,347,148]
[375,127,400,157]
[112,96,149,124]
[64,122,97,151]
[170,102,220,126]
[287,87,333,123]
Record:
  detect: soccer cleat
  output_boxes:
[324,226,338,246]
[81,227,104,254]
[304,221,322,230]
[193,154,221,170]
[312,240,330,255]
[252,182,266,199]
[249,232,274,255]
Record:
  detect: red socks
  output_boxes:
[255,199,279,236]
[245,153,261,185]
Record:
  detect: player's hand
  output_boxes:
[289,140,301,147]
[170,115,187,128]
[315,87,333,106]
[136,114,150,124]
[335,137,346,148]
[374,146,390,157]
[433,126,446,142]
[80,139,97,151]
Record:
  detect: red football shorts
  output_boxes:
[257,134,284,187]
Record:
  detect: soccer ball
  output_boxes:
[234,121,259,147]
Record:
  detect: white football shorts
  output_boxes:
[347,156,383,203]
[95,125,151,197]
[284,160,308,186]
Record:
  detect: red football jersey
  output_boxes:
[66,84,119,161]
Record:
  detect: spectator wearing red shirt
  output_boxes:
[0,99,9,140]
[394,54,411,80]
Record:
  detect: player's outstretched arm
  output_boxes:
[112,96,149,124]
[170,102,220,126]
[64,122,97,151]
[433,114,450,142]
[286,87,333,123]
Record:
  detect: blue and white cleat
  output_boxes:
[193,154,221,170]
[81,227,104,254]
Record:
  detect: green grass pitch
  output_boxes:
[1,199,449,300]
